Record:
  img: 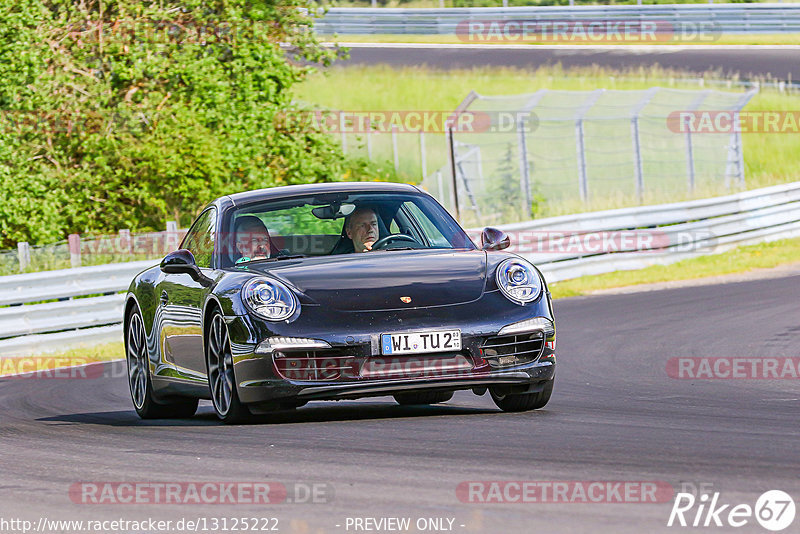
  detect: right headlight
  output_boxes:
[242,277,298,321]
[496,258,542,304]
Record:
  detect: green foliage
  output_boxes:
[0,0,387,248]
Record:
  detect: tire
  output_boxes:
[126,306,198,419]
[393,391,454,406]
[206,310,253,424]
[490,379,554,412]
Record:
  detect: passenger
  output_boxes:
[234,216,273,263]
[346,207,379,253]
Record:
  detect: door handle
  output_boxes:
[160,291,168,306]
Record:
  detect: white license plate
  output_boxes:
[381,330,461,355]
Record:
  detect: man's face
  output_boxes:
[236,225,271,259]
[346,209,378,253]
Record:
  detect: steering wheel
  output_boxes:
[371,234,419,250]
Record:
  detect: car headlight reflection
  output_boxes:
[242,277,298,321]
[496,258,542,304]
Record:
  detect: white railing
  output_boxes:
[500,182,800,282]
[316,4,800,35]
[1,181,799,356]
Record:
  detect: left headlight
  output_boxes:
[242,277,298,321]
[496,258,542,304]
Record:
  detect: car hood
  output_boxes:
[251,249,487,311]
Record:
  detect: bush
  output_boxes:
[0,0,388,248]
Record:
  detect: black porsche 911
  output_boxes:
[124,182,556,423]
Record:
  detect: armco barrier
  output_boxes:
[1,181,799,356]
[315,4,800,35]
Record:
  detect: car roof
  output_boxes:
[226,181,424,206]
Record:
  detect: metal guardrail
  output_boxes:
[0,260,155,307]
[510,182,800,281]
[316,4,800,35]
[1,181,799,356]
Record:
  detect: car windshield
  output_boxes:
[222,191,475,266]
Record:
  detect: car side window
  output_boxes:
[403,202,450,247]
[181,208,217,269]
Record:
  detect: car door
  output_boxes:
[157,207,217,382]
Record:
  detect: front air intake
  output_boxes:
[481,332,545,368]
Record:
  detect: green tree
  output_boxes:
[0,0,386,248]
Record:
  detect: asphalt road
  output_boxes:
[1,273,799,533]
[341,44,800,82]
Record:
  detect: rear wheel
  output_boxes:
[207,311,252,424]
[393,391,454,406]
[127,307,198,419]
[490,379,553,412]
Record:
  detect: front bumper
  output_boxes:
[226,288,556,405]
[236,359,554,405]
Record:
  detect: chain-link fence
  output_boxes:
[421,87,756,227]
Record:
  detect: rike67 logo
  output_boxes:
[667,490,795,531]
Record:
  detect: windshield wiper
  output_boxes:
[238,254,306,265]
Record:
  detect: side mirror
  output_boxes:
[481,227,510,251]
[160,249,213,287]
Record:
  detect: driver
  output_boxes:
[234,216,273,262]
[346,207,379,253]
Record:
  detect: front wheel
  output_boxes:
[394,391,454,405]
[490,379,553,412]
[207,310,252,424]
[126,307,198,419]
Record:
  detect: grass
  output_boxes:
[0,342,123,376]
[326,34,800,46]
[295,64,800,220]
[549,236,800,298]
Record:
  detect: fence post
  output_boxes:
[575,119,589,203]
[436,170,445,203]
[681,90,712,195]
[685,117,696,194]
[573,89,604,204]
[339,112,347,154]
[68,234,81,268]
[166,221,179,253]
[726,90,757,188]
[446,127,461,220]
[631,116,644,204]
[725,130,745,188]
[629,88,659,204]
[737,129,746,187]
[516,114,532,218]
[419,131,427,178]
[17,242,30,272]
[392,124,399,173]
[119,229,132,258]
